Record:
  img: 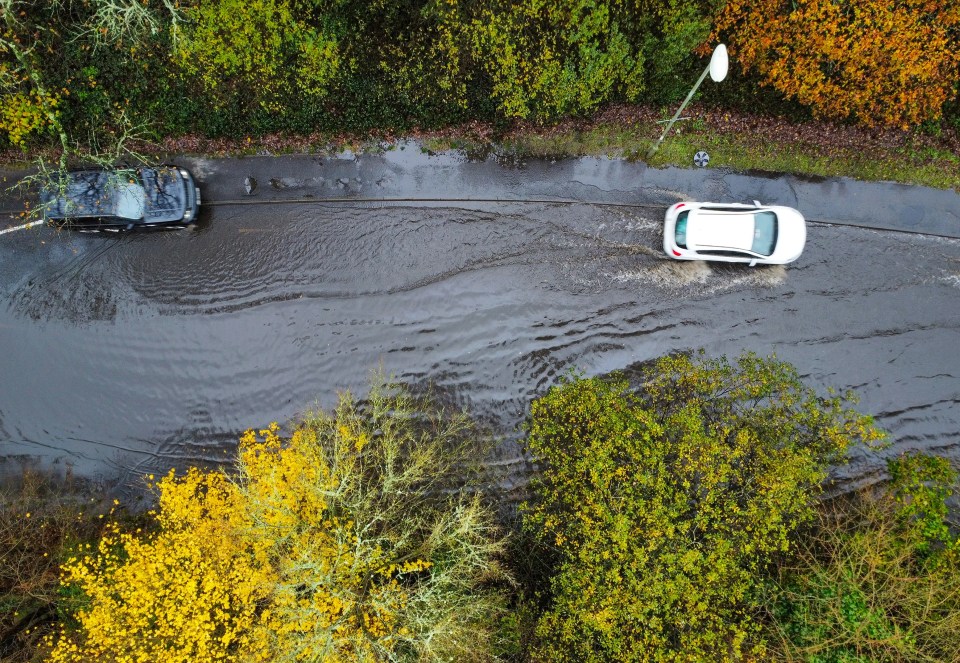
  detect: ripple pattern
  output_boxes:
[0,201,958,496]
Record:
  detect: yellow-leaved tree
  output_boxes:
[48,469,269,662]
[48,379,509,662]
[709,0,960,129]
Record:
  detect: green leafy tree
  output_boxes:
[1,0,186,220]
[768,454,960,662]
[281,0,717,127]
[370,0,475,123]
[523,352,885,662]
[467,0,714,121]
[1,0,183,149]
[2,0,725,143]
[174,0,342,112]
[0,0,71,155]
[468,0,640,120]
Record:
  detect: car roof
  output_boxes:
[687,210,757,252]
[41,171,124,219]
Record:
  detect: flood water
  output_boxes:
[1,162,959,496]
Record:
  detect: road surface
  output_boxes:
[1,151,958,496]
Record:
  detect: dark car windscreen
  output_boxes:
[675,211,689,248]
[751,211,778,256]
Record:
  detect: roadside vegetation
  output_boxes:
[3,354,959,661]
[0,471,114,662]
[520,352,885,661]
[44,379,511,663]
[767,453,960,662]
[0,0,958,189]
[419,104,960,190]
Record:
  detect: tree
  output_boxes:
[173,0,342,112]
[523,352,885,662]
[709,0,960,129]
[47,468,269,663]
[1,0,71,157]
[0,0,183,149]
[466,0,714,121]
[0,471,111,661]
[49,379,509,662]
[1,0,186,220]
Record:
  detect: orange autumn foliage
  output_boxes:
[708,0,960,129]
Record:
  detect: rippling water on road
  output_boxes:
[1,198,958,494]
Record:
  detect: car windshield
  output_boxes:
[675,211,689,248]
[751,211,778,256]
[115,181,146,219]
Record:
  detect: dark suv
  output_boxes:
[41,166,201,231]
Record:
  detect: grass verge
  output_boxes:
[420,105,960,191]
[2,105,958,191]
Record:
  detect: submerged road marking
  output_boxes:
[205,196,960,240]
[0,219,44,235]
[206,196,664,210]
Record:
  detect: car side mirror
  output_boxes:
[748,259,757,267]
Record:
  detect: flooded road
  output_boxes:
[1,154,959,495]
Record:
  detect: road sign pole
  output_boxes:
[646,44,728,161]
[646,65,711,160]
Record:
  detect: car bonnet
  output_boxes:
[768,207,807,259]
[140,167,187,222]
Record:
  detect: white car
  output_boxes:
[663,201,806,266]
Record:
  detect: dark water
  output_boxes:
[1,196,958,494]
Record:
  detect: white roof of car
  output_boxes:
[688,211,756,251]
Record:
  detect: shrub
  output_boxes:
[0,470,110,662]
[768,453,960,662]
[0,90,59,148]
[523,352,885,662]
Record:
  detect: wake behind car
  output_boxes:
[663,201,806,266]
[41,165,201,231]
